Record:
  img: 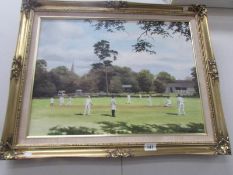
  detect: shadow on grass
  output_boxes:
[48,126,96,135]
[166,113,178,116]
[48,122,204,135]
[75,113,84,116]
[101,114,112,117]
[147,123,204,133]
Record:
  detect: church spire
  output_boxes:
[71,60,75,73]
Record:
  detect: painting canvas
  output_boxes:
[29,19,205,136]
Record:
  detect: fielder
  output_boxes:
[59,96,64,106]
[127,94,131,104]
[164,96,172,107]
[67,96,72,106]
[50,97,54,107]
[139,94,142,99]
[148,95,152,106]
[177,95,185,115]
[83,96,92,116]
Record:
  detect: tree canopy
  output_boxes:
[93,40,118,64]
[33,59,184,97]
[137,70,154,93]
[156,71,175,83]
[191,67,199,96]
[87,20,191,55]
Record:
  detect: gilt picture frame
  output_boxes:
[0,0,231,159]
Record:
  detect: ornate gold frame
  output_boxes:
[0,0,231,159]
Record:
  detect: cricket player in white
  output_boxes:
[148,95,152,106]
[67,97,72,106]
[177,95,185,115]
[83,96,92,115]
[59,96,64,106]
[127,94,131,104]
[139,94,142,99]
[111,96,116,117]
[50,97,54,107]
[164,96,172,107]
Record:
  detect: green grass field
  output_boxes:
[29,96,205,136]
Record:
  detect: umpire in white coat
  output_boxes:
[111,96,116,117]
[177,94,185,115]
[83,96,92,116]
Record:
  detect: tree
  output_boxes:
[93,40,118,94]
[33,80,57,97]
[86,19,126,32]
[112,66,139,93]
[191,67,199,96]
[93,40,118,61]
[87,65,140,93]
[33,59,57,97]
[137,70,154,93]
[79,75,98,92]
[49,66,79,93]
[91,63,104,70]
[132,40,156,55]
[109,76,123,93]
[87,20,191,54]
[153,80,165,93]
[35,59,47,72]
[34,59,48,87]
[156,71,175,83]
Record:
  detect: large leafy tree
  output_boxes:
[79,74,98,93]
[156,71,175,83]
[137,70,154,93]
[152,71,175,93]
[93,40,118,94]
[33,61,81,97]
[153,79,165,93]
[93,40,118,62]
[49,66,79,93]
[113,66,139,93]
[191,67,199,96]
[86,65,139,93]
[109,76,123,93]
[33,59,57,97]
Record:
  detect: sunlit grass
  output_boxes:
[29,96,204,135]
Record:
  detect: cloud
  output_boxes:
[37,19,195,79]
[38,45,98,74]
[113,43,194,79]
[39,20,86,44]
[115,51,193,70]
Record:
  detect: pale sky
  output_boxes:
[37,19,195,79]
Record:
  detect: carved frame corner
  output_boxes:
[216,136,231,155]
[21,0,41,18]
[0,136,18,160]
[189,4,207,19]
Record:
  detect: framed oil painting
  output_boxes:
[0,0,231,159]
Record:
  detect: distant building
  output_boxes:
[165,80,196,96]
[75,89,83,96]
[58,90,66,96]
[122,84,132,92]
